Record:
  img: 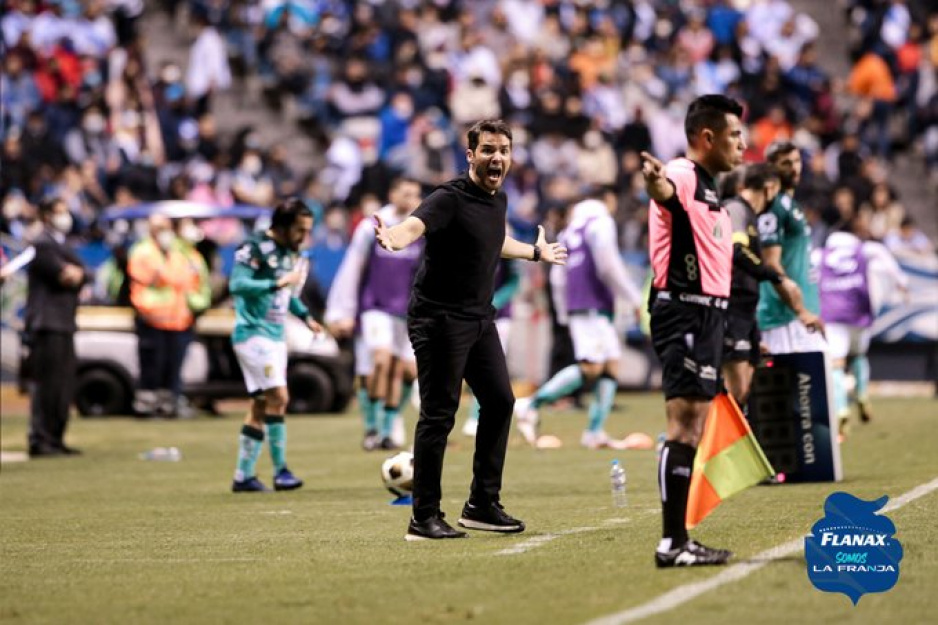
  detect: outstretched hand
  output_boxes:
[640,151,674,203]
[536,225,568,265]
[374,214,395,252]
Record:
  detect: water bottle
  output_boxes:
[610,460,627,507]
[139,447,182,462]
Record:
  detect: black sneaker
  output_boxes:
[655,540,732,568]
[379,437,399,450]
[457,501,525,533]
[405,513,468,541]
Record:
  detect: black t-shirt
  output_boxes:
[409,174,507,319]
[726,196,781,316]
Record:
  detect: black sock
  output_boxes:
[658,440,697,547]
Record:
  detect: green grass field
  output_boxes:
[1,393,936,625]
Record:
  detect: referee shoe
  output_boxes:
[655,540,732,568]
[458,500,526,533]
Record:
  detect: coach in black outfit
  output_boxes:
[25,198,86,457]
[374,119,567,541]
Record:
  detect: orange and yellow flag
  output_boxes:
[686,393,775,530]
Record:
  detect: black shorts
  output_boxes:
[650,299,726,400]
[722,309,761,365]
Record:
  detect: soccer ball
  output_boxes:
[381,451,414,497]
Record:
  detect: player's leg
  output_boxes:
[825,323,851,434]
[460,320,524,533]
[583,315,622,448]
[362,311,394,449]
[232,337,272,492]
[851,327,873,422]
[651,301,731,567]
[582,359,620,449]
[513,315,589,444]
[232,393,270,492]
[721,312,758,409]
[354,336,380,450]
[383,317,416,448]
[262,379,302,491]
[394,358,417,446]
[380,357,405,449]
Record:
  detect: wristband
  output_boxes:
[531,245,541,262]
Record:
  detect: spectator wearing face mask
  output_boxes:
[231,148,274,207]
[126,213,203,417]
[64,105,110,166]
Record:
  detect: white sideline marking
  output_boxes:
[497,527,598,556]
[497,512,657,556]
[582,476,938,625]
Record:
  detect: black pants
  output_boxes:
[136,318,192,396]
[29,331,76,450]
[409,313,515,521]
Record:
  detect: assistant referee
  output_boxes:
[374,119,567,541]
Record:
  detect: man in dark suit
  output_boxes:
[25,198,85,457]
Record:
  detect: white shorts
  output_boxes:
[825,323,871,360]
[360,309,415,362]
[233,336,288,394]
[762,319,828,355]
[354,335,372,377]
[569,312,621,363]
[495,318,511,356]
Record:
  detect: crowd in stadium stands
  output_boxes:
[1,0,936,303]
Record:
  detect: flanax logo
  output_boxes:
[805,493,903,604]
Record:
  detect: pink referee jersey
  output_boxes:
[649,158,733,299]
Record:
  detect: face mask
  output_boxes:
[393,100,414,118]
[52,212,73,234]
[84,72,102,87]
[426,131,446,149]
[156,230,175,250]
[180,223,202,243]
[83,114,105,134]
[242,156,262,176]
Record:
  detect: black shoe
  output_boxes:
[405,513,468,541]
[859,400,873,423]
[29,444,65,458]
[655,540,732,568]
[58,445,82,456]
[458,500,525,533]
[379,437,399,450]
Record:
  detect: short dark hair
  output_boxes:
[466,119,512,151]
[764,140,799,163]
[389,176,421,191]
[271,197,313,230]
[684,95,744,141]
[742,163,780,190]
[38,197,63,217]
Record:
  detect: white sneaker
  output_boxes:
[513,397,539,446]
[580,430,629,450]
[391,415,407,447]
[461,417,478,437]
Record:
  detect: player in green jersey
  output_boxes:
[229,198,323,492]
[757,141,825,353]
